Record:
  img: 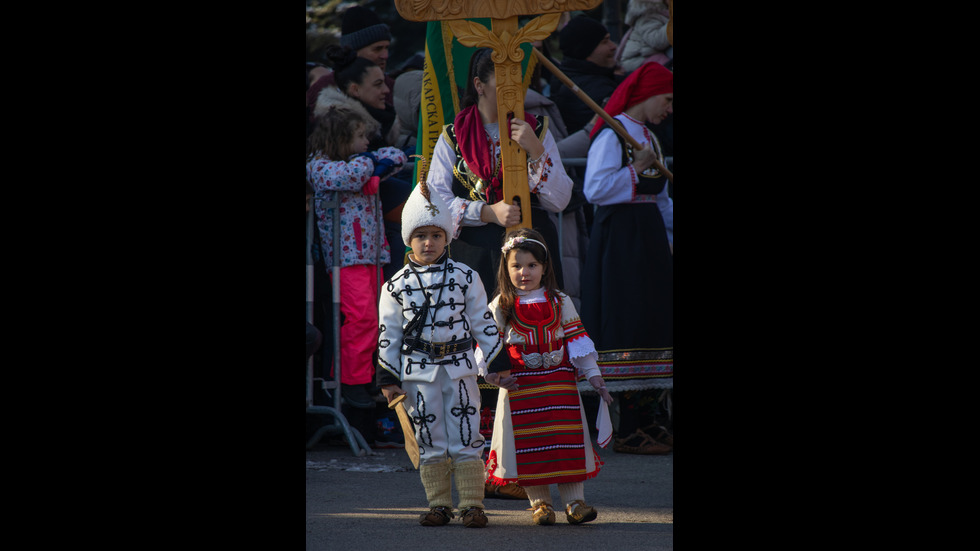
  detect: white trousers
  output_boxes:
[403,374,484,466]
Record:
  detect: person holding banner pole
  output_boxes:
[425,47,573,300]
[581,61,674,455]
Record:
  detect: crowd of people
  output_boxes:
[306,1,673,528]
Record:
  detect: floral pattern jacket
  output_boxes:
[307,146,407,268]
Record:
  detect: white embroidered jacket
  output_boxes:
[377,254,502,384]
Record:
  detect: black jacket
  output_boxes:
[549,58,625,134]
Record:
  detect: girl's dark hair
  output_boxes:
[461,48,495,109]
[494,228,562,324]
[325,44,379,93]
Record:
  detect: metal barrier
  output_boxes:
[306,195,374,455]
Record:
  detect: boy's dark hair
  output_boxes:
[494,227,561,324]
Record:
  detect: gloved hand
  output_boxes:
[357,151,399,180]
[372,158,398,179]
[361,175,380,195]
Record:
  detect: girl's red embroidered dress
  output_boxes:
[485,288,607,488]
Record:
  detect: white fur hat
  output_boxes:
[400,181,454,247]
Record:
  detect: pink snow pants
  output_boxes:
[329,264,381,385]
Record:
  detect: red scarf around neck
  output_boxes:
[454,105,536,203]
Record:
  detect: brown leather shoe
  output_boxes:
[565,500,598,524]
[460,507,488,528]
[419,506,454,526]
[531,502,556,525]
[642,423,674,447]
[613,429,672,455]
[485,482,528,500]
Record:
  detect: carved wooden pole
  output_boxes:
[394,0,602,231]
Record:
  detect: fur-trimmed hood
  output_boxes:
[624,0,670,26]
[312,85,380,136]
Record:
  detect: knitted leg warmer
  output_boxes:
[453,460,486,510]
[419,459,453,509]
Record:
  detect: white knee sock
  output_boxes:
[557,482,585,507]
[523,484,553,507]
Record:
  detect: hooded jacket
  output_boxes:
[391,69,422,149]
[618,0,672,73]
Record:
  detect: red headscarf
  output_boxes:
[454,104,537,203]
[589,62,673,140]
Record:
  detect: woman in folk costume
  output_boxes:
[425,47,574,303]
[484,228,614,525]
[581,61,674,454]
[376,168,503,528]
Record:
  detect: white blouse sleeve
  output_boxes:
[426,133,487,235]
[583,127,636,206]
[570,352,602,381]
[560,293,602,380]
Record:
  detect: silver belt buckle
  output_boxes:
[521,347,563,369]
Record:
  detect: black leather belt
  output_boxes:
[402,335,473,359]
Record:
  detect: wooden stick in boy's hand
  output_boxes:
[387,393,420,469]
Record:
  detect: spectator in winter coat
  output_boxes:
[549,15,624,135]
[392,68,422,150]
[306,5,396,127]
[617,0,673,73]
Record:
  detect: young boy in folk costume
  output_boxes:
[376,163,503,528]
[484,228,614,525]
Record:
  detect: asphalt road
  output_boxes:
[306,438,673,550]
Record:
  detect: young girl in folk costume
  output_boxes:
[306,86,407,408]
[484,228,614,525]
[582,61,674,454]
[376,164,503,528]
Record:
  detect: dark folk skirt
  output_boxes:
[580,202,673,389]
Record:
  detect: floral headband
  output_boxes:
[501,236,548,255]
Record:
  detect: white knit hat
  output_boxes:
[400,181,454,247]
